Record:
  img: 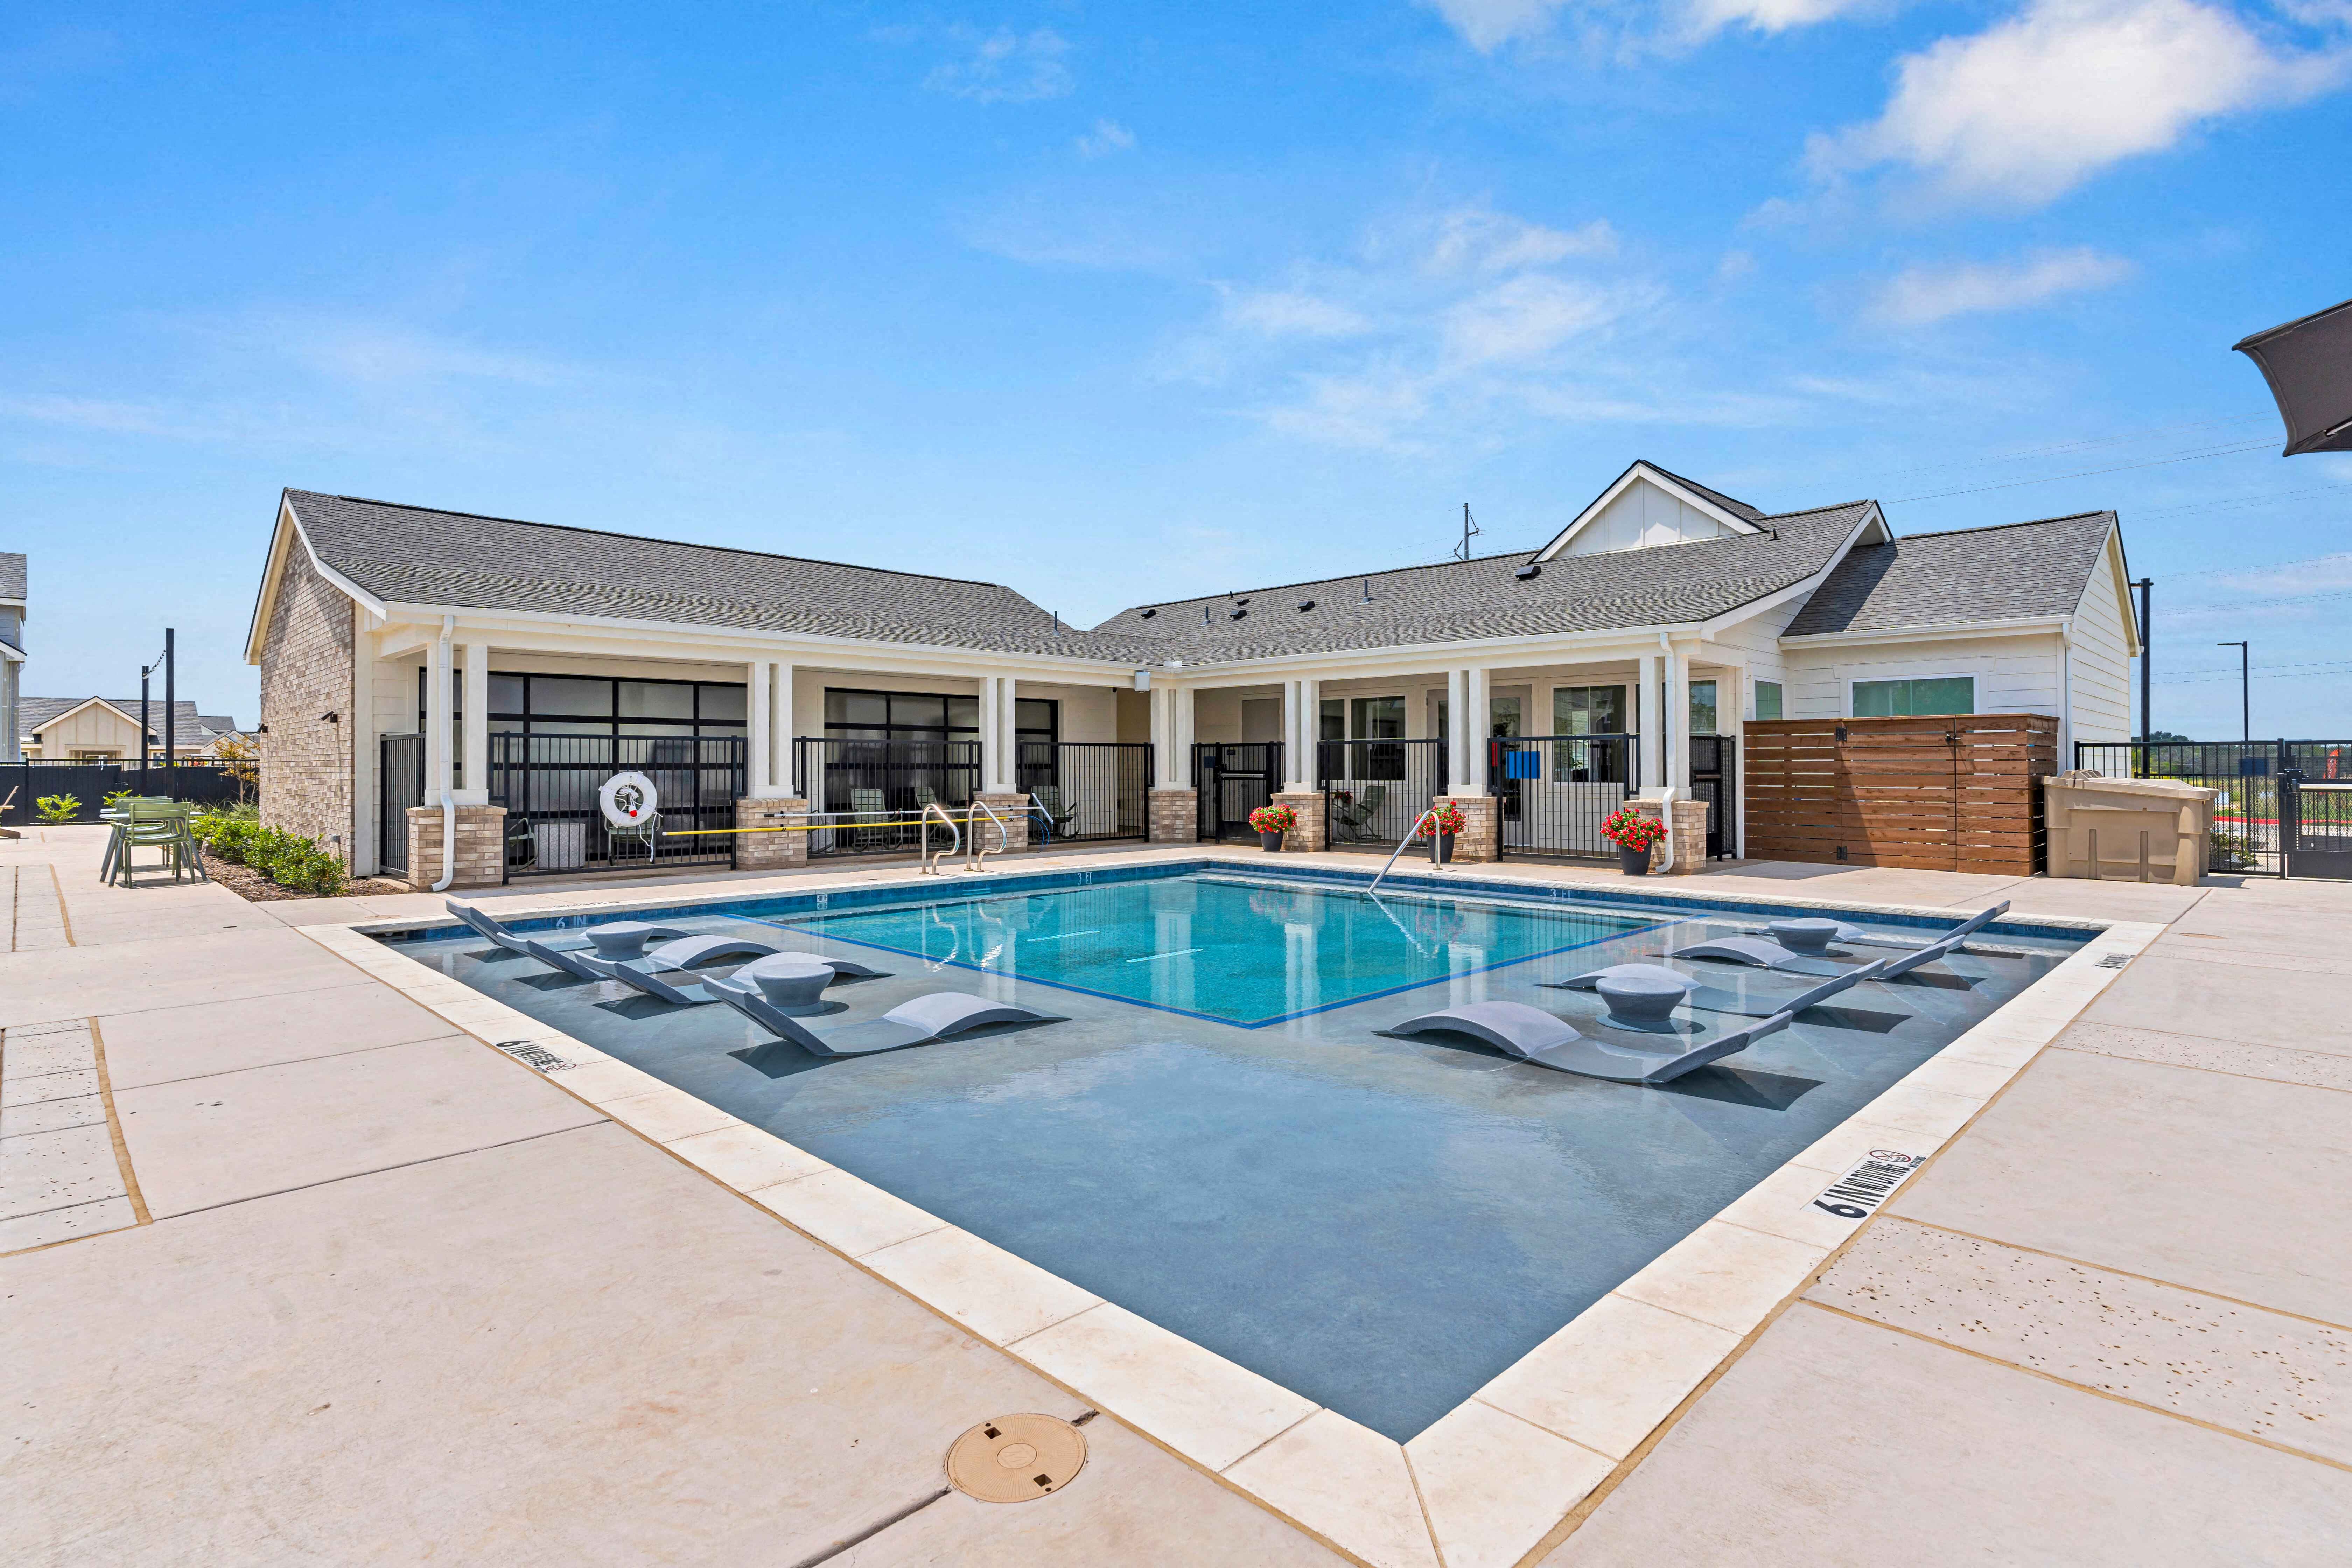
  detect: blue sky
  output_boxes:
[5,1,2349,736]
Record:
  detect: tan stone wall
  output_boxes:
[973,793,1030,853]
[1433,795,1499,863]
[260,542,356,859]
[405,805,505,890]
[1270,790,1325,852]
[1147,787,1198,844]
[735,797,808,870]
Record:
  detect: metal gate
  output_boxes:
[1488,735,1636,859]
[491,734,742,876]
[1318,738,1447,850]
[1691,735,1735,860]
[795,737,980,857]
[1017,741,1152,844]
[379,733,424,873]
[2282,776,2352,878]
[1193,742,1282,842]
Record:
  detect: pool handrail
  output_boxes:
[1367,806,1446,895]
[966,798,1010,873]
[919,802,963,876]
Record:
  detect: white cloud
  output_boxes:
[924,28,1073,104]
[1422,0,1573,51]
[1076,118,1134,158]
[1223,289,1370,338]
[1443,274,1630,364]
[1816,0,2350,206]
[1682,0,1885,37]
[1425,208,1617,274]
[1866,247,2136,324]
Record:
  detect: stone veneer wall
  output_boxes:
[259,542,356,859]
[734,797,808,871]
[1433,795,1499,863]
[1270,790,1326,852]
[405,805,506,890]
[973,793,1030,854]
[1627,797,1711,874]
[1147,787,1198,844]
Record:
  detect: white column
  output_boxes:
[1446,668,1469,788]
[1150,682,1177,785]
[999,677,1021,793]
[772,660,794,794]
[457,644,490,804]
[977,674,1002,793]
[1665,642,1689,794]
[1464,667,1491,794]
[1639,653,1664,791]
[1299,676,1321,790]
[423,634,452,799]
[1175,683,1195,765]
[745,660,771,797]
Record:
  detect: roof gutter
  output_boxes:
[1782,614,2071,648]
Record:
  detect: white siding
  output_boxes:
[2068,537,2133,744]
[1562,478,1744,555]
[1781,633,2066,720]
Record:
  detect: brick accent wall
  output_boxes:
[405,805,505,890]
[259,541,356,859]
[1270,790,1326,853]
[973,793,1030,853]
[1148,786,1198,844]
[1434,794,1499,863]
[1665,798,1709,874]
[735,797,808,871]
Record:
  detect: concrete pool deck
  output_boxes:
[6,826,2349,1564]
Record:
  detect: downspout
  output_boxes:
[432,615,457,893]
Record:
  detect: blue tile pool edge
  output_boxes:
[369,856,2105,948]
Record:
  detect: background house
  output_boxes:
[20,696,243,762]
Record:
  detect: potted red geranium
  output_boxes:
[1600,804,1665,875]
[1249,803,1298,852]
[1414,802,1469,864]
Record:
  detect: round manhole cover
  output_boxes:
[946,1413,1087,1503]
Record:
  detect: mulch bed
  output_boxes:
[201,849,409,902]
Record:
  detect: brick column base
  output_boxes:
[1627,800,1670,875]
[1148,786,1198,844]
[973,793,1030,853]
[1433,794,1499,863]
[1666,798,1709,874]
[406,805,506,890]
[1270,790,1326,852]
[735,797,808,871]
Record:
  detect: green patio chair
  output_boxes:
[1029,784,1080,841]
[850,786,889,850]
[111,799,205,888]
[1331,784,1387,841]
[99,795,177,883]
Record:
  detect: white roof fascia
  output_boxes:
[374,603,1145,684]
[246,496,390,665]
[1781,615,2070,648]
[1170,623,1708,681]
[2080,522,2142,657]
[1534,462,1764,563]
[0,643,22,663]
[1698,503,1888,641]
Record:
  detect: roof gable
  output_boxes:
[1534,462,1766,561]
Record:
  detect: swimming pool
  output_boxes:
[393,867,2086,1441]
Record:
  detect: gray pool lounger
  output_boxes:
[716,988,1065,1058]
[445,899,690,978]
[1670,902,2010,975]
[583,935,885,1005]
[1548,958,1890,1019]
[1381,1000,1796,1085]
[1777,901,2010,954]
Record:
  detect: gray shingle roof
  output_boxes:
[283,491,1173,663]
[1095,502,1878,662]
[21,697,234,739]
[0,552,24,601]
[1635,463,1766,524]
[1783,512,2116,638]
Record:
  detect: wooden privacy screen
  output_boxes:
[1742,714,2058,874]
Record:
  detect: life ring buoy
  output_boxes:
[598,771,659,828]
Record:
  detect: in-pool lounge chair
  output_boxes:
[719,988,1065,1058]
[583,934,884,1005]
[1382,1000,1795,1085]
[1548,957,1891,1020]
[445,899,690,978]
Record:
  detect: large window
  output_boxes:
[822,687,1056,743]
[416,670,747,786]
[1552,685,1626,736]
[1852,676,1975,718]
[1688,680,1718,736]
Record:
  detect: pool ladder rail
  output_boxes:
[919,800,1012,875]
[1367,807,1449,895]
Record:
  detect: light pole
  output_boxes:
[2217,641,2249,743]
[2132,578,2153,774]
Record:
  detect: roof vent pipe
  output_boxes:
[431,614,457,894]
[1359,578,1372,603]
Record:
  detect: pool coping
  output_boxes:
[300,863,2165,1568]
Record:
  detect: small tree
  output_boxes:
[213,731,261,803]
[36,794,82,824]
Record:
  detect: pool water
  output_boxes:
[774,875,1662,1024]
[400,869,2085,1440]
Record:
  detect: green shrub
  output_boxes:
[103,788,135,810]
[35,794,82,824]
[190,812,346,896]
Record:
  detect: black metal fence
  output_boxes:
[1,760,245,825]
[490,733,742,876]
[1194,742,1282,841]
[796,736,980,856]
[2077,740,2284,874]
[1318,737,1447,850]
[380,733,424,873]
[2283,777,2352,878]
[1488,735,1638,859]
[1691,734,1735,860]
[1017,741,1151,844]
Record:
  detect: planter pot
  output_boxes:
[1618,844,1652,876]
[1425,832,1454,865]
[1259,829,1286,852]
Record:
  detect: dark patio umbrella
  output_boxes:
[2235,295,2352,455]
